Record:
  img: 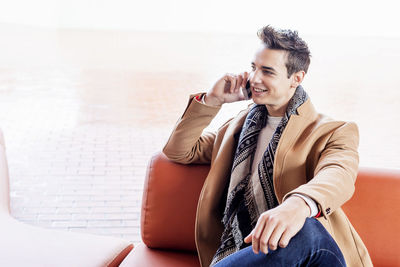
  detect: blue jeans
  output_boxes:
[214,218,346,267]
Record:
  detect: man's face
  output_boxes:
[249,45,298,116]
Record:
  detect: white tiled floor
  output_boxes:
[1,24,399,244]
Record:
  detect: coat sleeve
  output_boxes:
[283,122,359,218]
[162,93,221,164]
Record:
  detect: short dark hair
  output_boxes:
[257,25,311,78]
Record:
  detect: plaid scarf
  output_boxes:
[210,86,308,266]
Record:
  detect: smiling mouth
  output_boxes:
[253,87,268,93]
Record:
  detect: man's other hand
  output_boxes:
[243,196,310,254]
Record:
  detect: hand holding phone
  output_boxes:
[205,72,251,106]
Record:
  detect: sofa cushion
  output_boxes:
[141,153,209,252]
[120,243,199,267]
[0,216,133,267]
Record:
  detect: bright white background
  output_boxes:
[0,0,399,37]
[0,0,399,251]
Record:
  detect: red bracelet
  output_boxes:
[314,210,322,218]
[195,95,202,101]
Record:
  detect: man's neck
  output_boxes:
[265,103,288,117]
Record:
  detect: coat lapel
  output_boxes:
[273,98,318,202]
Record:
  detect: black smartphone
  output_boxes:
[241,80,252,100]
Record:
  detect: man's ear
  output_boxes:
[290,71,305,89]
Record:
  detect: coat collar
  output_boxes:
[296,98,318,120]
[233,98,318,138]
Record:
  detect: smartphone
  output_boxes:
[241,80,252,100]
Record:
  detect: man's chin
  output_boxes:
[252,98,267,105]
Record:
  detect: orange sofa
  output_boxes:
[121,152,400,267]
[0,130,133,266]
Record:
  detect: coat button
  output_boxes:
[326,208,331,214]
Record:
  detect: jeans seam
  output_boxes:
[294,248,346,267]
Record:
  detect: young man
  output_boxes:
[163,26,372,266]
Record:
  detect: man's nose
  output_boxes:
[249,70,262,85]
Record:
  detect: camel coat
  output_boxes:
[163,93,372,267]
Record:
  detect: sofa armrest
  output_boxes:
[141,152,210,252]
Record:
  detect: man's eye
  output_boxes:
[251,66,256,71]
[262,70,272,75]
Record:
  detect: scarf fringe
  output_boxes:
[244,179,260,227]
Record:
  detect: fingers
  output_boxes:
[251,214,267,254]
[243,71,249,88]
[224,73,248,94]
[244,200,309,256]
[249,214,291,254]
[234,75,243,93]
[257,215,279,254]
[279,229,294,248]
[236,72,249,92]
[223,74,236,93]
[266,223,286,252]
